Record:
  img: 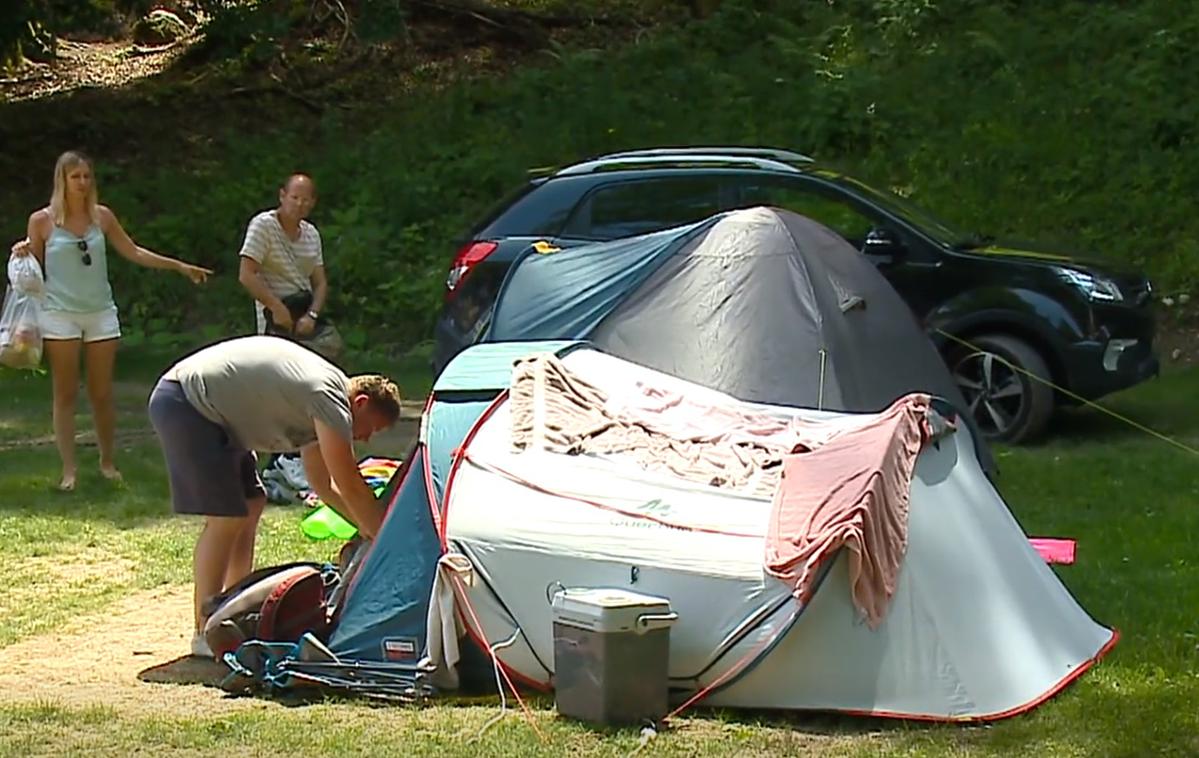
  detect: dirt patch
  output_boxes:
[2,549,137,623]
[27,549,134,584]
[0,427,156,452]
[1,38,193,103]
[0,583,275,715]
[0,411,419,715]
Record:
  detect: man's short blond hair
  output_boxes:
[349,374,402,423]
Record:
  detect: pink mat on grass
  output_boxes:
[1030,538,1076,565]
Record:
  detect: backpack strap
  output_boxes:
[202,561,324,618]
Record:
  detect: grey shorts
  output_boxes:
[148,379,266,517]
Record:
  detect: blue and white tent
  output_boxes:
[327,340,581,666]
[258,339,1114,721]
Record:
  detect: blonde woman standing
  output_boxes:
[12,150,212,491]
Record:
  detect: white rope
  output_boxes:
[471,630,523,742]
[628,725,658,757]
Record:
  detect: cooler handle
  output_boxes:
[635,612,679,634]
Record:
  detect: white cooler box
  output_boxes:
[550,587,678,726]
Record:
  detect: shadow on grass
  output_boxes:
[1036,368,1199,446]
[135,656,338,709]
[136,655,435,709]
[1045,404,1195,447]
[138,655,228,689]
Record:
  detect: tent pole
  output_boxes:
[817,348,827,411]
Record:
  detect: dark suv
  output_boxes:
[435,147,1158,443]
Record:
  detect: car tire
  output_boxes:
[948,334,1054,444]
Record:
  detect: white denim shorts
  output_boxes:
[40,306,121,343]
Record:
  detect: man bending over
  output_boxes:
[147,335,401,657]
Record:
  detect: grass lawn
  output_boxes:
[1,344,1197,757]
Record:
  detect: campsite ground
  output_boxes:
[1,343,1198,757]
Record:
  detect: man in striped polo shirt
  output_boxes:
[237,172,331,348]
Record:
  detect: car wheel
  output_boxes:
[949,334,1054,444]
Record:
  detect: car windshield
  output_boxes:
[817,170,976,248]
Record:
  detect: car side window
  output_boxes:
[564,177,723,240]
[733,179,879,249]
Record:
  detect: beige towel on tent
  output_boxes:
[508,353,940,626]
[509,354,805,496]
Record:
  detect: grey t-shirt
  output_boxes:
[165,335,351,452]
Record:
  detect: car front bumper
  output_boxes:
[1060,336,1159,402]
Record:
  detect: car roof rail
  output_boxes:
[553,153,809,177]
[599,146,815,164]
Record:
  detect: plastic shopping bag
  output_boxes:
[7,254,44,297]
[0,287,43,369]
[0,256,45,370]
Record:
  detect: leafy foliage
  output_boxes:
[2,0,1198,350]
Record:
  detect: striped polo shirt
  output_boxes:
[238,210,323,331]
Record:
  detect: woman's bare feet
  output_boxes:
[99,464,123,483]
[58,471,77,491]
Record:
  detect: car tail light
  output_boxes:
[445,240,498,297]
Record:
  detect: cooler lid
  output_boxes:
[551,588,674,633]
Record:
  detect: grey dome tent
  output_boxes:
[486,206,992,469]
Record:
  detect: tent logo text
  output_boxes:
[637,498,673,516]
[382,637,418,660]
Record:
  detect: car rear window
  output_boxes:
[465,181,540,239]
[563,177,724,240]
[447,260,508,335]
[472,178,579,240]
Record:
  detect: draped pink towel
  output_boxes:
[765,394,931,630]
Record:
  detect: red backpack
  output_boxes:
[203,562,337,658]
